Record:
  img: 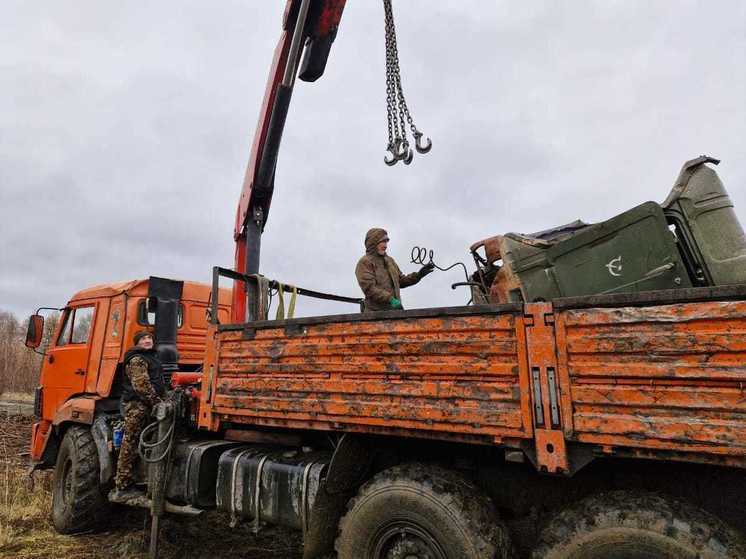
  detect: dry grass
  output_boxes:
[0,473,159,558]
[0,393,34,403]
[0,413,112,559]
[0,413,304,559]
[0,468,91,559]
[0,468,49,550]
[0,474,303,559]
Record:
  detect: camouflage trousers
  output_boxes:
[114,400,150,490]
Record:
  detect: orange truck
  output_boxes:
[27,278,230,471]
[24,2,746,558]
[25,274,746,558]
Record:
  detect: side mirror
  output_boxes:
[25,315,44,349]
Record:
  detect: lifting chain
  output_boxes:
[383,0,432,167]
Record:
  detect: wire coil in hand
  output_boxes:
[411,246,434,265]
[410,246,485,305]
[410,245,470,280]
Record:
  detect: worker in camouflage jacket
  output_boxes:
[356,228,435,312]
[111,330,166,501]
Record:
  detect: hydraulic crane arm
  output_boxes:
[233,0,346,322]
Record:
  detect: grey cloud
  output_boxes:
[2,1,744,318]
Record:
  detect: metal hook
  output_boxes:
[402,148,414,165]
[384,143,399,166]
[414,132,432,154]
[395,139,410,161]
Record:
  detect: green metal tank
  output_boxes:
[500,202,691,302]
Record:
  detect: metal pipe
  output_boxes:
[147,277,183,377]
[282,0,312,88]
[244,206,264,322]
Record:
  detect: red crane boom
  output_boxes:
[232,0,346,322]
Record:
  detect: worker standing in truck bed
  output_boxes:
[110,330,166,502]
[355,227,434,311]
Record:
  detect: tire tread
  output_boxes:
[532,490,746,559]
[336,462,512,559]
[52,425,109,534]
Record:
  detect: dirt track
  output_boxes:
[0,413,304,559]
[0,400,33,416]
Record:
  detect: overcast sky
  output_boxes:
[1,1,744,318]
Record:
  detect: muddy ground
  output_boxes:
[0,413,304,559]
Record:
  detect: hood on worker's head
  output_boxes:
[365,228,389,254]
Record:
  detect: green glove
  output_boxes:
[389,297,402,310]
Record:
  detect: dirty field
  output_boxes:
[0,413,304,559]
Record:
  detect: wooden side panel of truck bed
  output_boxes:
[557,299,746,465]
[202,307,534,444]
[201,287,746,470]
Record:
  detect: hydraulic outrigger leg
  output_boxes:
[141,399,177,559]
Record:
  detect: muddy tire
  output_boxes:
[52,425,110,533]
[532,490,746,559]
[336,463,512,559]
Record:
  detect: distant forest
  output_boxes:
[0,310,58,395]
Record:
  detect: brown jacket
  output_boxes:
[355,228,421,311]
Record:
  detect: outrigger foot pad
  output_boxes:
[109,487,149,507]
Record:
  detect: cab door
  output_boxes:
[40,304,97,419]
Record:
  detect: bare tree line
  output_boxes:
[0,310,58,396]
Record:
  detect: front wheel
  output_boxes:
[532,490,746,559]
[52,425,110,533]
[335,463,513,559]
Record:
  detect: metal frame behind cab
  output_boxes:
[211,266,364,326]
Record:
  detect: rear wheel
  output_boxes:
[532,490,746,559]
[336,463,513,559]
[52,425,110,533]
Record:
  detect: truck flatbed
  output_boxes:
[200,284,746,474]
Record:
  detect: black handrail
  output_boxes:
[210,266,364,324]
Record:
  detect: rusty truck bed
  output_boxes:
[199,285,746,473]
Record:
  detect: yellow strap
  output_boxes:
[257,275,270,321]
[275,282,285,320]
[288,286,297,319]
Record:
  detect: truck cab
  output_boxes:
[27,277,231,468]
